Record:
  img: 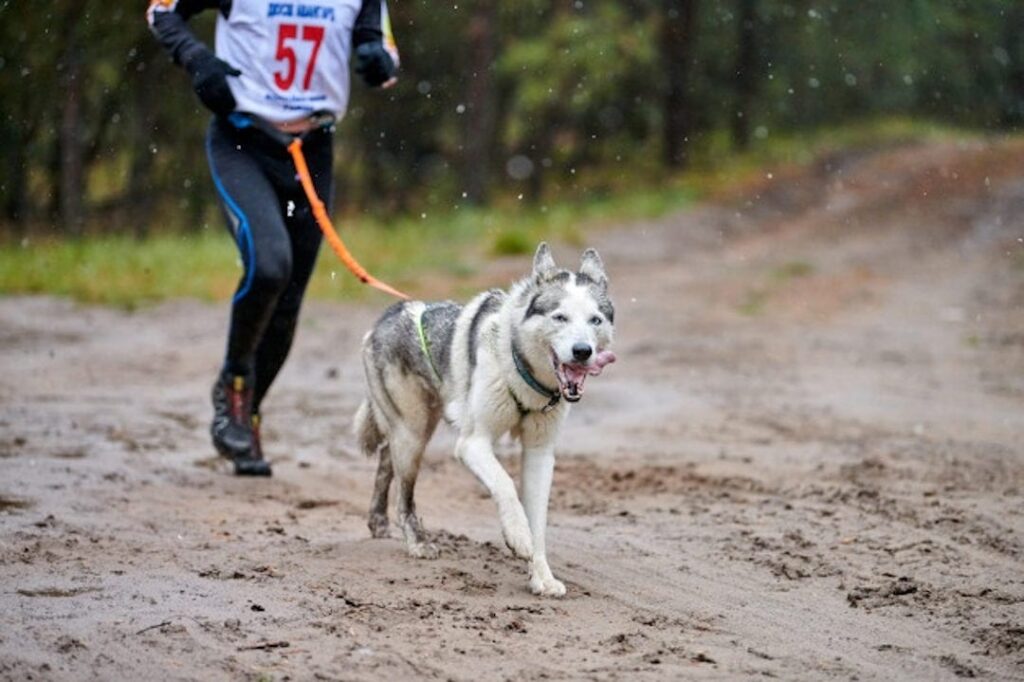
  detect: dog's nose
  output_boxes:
[572,343,593,362]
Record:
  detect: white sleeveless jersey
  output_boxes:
[215,0,395,122]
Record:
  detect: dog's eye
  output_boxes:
[589,315,603,326]
[552,313,569,323]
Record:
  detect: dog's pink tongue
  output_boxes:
[563,364,589,385]
[587,350,617,375]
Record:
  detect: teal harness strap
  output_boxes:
[415,306,444,385]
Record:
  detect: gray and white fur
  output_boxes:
[353,243,616,596]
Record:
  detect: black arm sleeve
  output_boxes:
[353,0,384,48]
[147,0,231,67]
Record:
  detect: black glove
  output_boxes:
[185,50,241,116]
[354,42,396,87]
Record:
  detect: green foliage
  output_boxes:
[499,4,659,170]
[0,0,1022,237]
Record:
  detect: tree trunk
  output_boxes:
[662,0,699,169]
[59,40,86,236]
[128,63,156,239]
[3,131,28,231]
[1005,3,1024,127]
[462,0,498,205]
[732,0,757,151]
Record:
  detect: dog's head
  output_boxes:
[518,242,616,402]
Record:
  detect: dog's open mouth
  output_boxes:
[552,349,616,402]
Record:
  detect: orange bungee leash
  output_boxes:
[232,112,410,301]
[285,137,409,299]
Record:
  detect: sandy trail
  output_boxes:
[1,138,1022,681]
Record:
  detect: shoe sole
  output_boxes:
[213,440,271,477]
[233,459,273,477]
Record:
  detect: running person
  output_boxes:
[147,0,398,475]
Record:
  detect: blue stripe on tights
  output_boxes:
[205,134,255,303]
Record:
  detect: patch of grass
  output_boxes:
[681,117,969,197]
[0,231,241,309]
[491,228,534,256]
[0,186,695,306]
[1012,249,1024,273]
[738,288,769,316]
[738,260,816,315]
[771,260,815,283]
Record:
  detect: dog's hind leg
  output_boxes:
[367,445,393,538]
[390,424,440,559]
[356,399,395,539]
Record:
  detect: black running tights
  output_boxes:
[205,116,332,412]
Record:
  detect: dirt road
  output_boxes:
[2,138,1023,681]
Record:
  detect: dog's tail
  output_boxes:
[354,329,392,458]
[353,399,385,458]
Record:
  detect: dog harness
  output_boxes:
[414,306,444,384]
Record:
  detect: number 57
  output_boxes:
[273,23,325,91]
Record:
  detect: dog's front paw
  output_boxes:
[407,541,440,560]
[529,574,566,598]
[502,521,534,561]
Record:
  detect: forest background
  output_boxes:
[1,0,1021,300]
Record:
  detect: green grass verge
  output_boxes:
[0,117,975,307]
[0,185,695,307]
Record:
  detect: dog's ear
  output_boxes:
[579,248,607,289]
[533,242,557,282]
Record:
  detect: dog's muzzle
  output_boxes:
[552,349,616,401]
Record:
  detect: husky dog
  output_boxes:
[353,243,616,596]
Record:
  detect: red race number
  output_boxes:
[273,23,325,91]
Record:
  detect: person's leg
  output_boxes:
[251,129,333,412]
[205,119,294,471]
[207,121,296,378]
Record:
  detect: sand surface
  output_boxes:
[1,138,1022,680]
